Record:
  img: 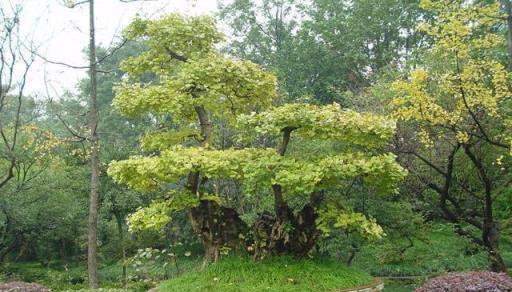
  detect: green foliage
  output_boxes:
[351,224,497,277]
[158,256,372,292]
[114,14,277,123]
[122,15,224,75]
[316,203,384,240]
[218,0,427,103]
[237,103,396,147]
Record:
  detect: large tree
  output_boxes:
[108,14,406,262]
[108,14,278,263]
[392,0,511,272]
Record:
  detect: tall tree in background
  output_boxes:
[500,0,512,70]
[218,0,426,104]
[62,1,148,287]
[86,0,100,287]
[63,0,100,286]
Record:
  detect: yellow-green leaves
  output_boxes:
[114,54,276,120]
[122,14,223,75]
[392,1,511,149]
[108,146,405,197]
[114,14,277,123]
[127,200,173,233]
[237,103,396,147]
[108,146,276,193]
[317,203,384,240]
[243,153,406,196]
[419,0,502,59]
[127,191,201,233]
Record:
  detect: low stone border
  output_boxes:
[335,278,384,292]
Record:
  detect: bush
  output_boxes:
[415,271,512,292]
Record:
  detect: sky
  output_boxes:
[11,0,218,97]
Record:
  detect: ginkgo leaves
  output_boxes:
[418,0,502,59]
[114,54,276,121]
[108,146,276,192]
[317,203,384,240]
[392,1,511,148]
[113,14,277,124]
[108,146,406,197]
[237,103,396,147]
[121,14,224,75]
[109,13,406,242]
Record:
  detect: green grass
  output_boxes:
[351,224,498,277]
[158,256,373,292]
[382,279,418,292]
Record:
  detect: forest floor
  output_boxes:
[1,225,510,291]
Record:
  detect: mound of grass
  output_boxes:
[158,256,373,292]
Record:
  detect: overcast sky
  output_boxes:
[13,0,218,97]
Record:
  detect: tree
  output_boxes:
[391,0,511,272]
[59,0,150,287]
[108,14,406,262]
[0,4,35,191]
[234,103,406,257]
[108,14,277,263]
[218,0,427,103]
[501,0,512,70]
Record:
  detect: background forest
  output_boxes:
[1,0,512,291]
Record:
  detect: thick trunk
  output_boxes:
[483,221,507,272]
[189,204,243,265]
[252,127,321,258]
[253,192,322,258]
[184,105,247,264]
[189,200,247,264]
[87,0,99,288]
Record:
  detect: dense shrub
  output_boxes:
[415,272,512,292]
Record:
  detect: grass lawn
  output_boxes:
[158,256,373,292]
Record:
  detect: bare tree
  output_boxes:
[0,4,35,192]
[58,0,152,287]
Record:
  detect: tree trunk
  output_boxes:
[185,106,247,264]
[189,200,247,265]
[503,0,512,70]
[251,127,321,258]
[87,0,100,288]
[483,221,507,272]
[115,213,127,288]
[253,192,322,258]
[464,145,507,273]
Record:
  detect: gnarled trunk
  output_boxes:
[252,192,322,258]
[189,200,247,264]
[484,221,507,272]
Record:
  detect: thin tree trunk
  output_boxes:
[464,145,507,273]
[503,0,512,70]
[115,213,127,288]
[87,0,100,288]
